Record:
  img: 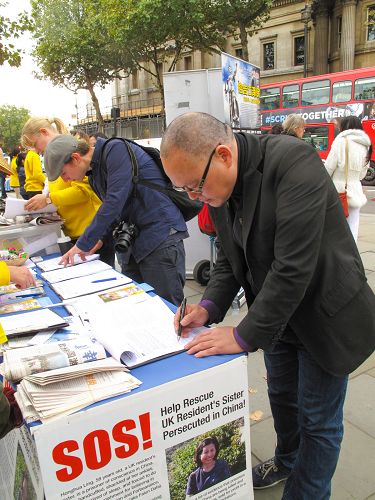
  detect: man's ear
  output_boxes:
[217,145,232,167]
[70,152,80,163]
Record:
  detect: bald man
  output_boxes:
[160,112,375,498]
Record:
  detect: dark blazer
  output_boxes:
[203,133,375,376]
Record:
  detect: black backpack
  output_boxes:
[99,137,202,221]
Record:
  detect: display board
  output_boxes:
[32,356,253,500]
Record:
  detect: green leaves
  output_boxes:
[0,3,31,67]
[0,105,30,151]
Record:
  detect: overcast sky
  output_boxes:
[0,0,111,128]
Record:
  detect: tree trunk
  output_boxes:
[85,73,104,132]
[239,23,249,61]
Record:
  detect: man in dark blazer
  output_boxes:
[160,112,375,499]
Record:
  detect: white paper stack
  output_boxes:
[17,370,142,422]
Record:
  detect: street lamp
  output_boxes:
[301,3,312,78]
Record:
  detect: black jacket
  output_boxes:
[203,133,375,376]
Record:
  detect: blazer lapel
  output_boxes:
[241,160,263,252]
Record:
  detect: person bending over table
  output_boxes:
[160,112,375,499]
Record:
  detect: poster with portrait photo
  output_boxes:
[166,418,247,499]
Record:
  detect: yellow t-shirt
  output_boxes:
[24,150,45,192]
[0,262,10,344]
[9,157,19,188]
[49,177,101,239]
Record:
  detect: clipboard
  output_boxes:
[0,308,69,338]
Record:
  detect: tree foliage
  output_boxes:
[210,0,273,62]
[0,1,31,67]
[0,105,30,151]
[30,0,131,130]
[167,419,246,500]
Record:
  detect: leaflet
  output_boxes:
[0,308,68,338]
[41,259,112,284]
[4,198,57,219]
[36,254,100,272]
[50,269,132,299]
[89,294,206,368]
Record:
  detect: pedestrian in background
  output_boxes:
[325,115,372,241]
[16,152,27,200]
[160,112,375,499]
[9,148,21,199]
[268,124,283,135]
[282,114,305,139]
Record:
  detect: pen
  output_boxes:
[177,297,187,341]
[91,277,117,283]
[13,293,41,299]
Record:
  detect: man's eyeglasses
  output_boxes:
[173,144,220,194]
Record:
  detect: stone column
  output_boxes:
[340,0,357,71]
[313,4,329,75]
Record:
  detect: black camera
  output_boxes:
[113,221,139,253]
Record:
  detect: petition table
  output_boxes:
[0,256,253,500]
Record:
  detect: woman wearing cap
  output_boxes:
[22,118,113,265]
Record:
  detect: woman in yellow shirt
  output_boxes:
[22,117,114,266]
[9,149,21,199]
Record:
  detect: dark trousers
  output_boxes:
[0,175,6,199]
[119,240,186,306]
[24,191,42,200]
[264,341,348,500]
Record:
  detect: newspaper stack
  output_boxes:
[3,338,108,381]
[15,369,142,423]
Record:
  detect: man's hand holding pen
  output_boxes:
[174,302,243,357]
[174,302,210,338]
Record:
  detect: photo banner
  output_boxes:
[33,356,253,499]
[221,52,261,130]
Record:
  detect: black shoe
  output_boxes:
[252,457,290,489]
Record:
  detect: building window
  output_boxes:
[184,56,192,71]
[337,17,342,49]
[235,48,243,59]
[263,42,275,70]
[131,70,138,89]
[294,36,305,66]
[367,4,375,41]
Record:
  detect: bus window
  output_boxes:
[301,79,330,106]
[332,80,352,102]
[302,126,329,151]
[260,87,280,111]
[282,84,299,108]
[354,76,375,100]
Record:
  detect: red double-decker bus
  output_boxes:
[260,67,375,184]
